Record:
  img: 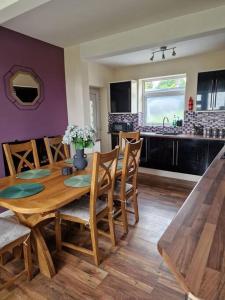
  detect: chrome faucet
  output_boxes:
[163,116,169,133]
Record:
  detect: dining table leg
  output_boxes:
[32,227,56,278]
[16,212,56,279]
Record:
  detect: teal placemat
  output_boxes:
[17,169,51,179]
[117,161,123,170]
[0,183,45,199]
[118,154,124,160]
[105,161,123,170]
[64,158,73,164]
[64,175,91,188]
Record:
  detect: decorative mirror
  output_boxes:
[4,65,44,110]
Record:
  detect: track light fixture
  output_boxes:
[149,46,176,62]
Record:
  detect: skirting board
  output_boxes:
[139,167,201,182]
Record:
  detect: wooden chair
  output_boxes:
[3,140,40,176]
[118,131,140,154]
[113,139,143,234]
[44,136,70,164]
[0,218,32,290]
[55,147,119,266]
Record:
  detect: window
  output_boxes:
[143,75,186,125]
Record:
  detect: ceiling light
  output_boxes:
[150,46,177,62]
[0,0,19,10]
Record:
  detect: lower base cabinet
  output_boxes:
[111,134,119,149]
[140,136,225,176]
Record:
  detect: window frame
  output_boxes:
[142,74,186,126]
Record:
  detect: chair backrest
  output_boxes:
[89,147,119,221]
[3,140,40,176]
[119,131,140,152]
[120,138,143,196]
[44,136,70,164]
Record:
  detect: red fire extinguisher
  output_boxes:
[188,97,194,111]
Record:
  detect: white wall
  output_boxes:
[64,47,115,153]
[113,49,225,110]
[64,45,90,128]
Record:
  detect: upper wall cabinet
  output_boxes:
[196,70,225,111]
[109,80,137,113]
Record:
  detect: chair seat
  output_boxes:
[59,196,107,222]
[113,181,133,197]
[0,219,31,251]
[0,210,18,223]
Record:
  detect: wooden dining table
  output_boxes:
[0,157,122,278]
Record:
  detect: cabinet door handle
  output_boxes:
[210,80,214,108]
[172,141,175,166]
[214,79,218,109]
[145,139,148,162]
[176,141,179,166]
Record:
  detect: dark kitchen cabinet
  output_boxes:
[147,137,174,171]
[213,70,225,111]
[140,136,225,176]
[176,139,208,175]
[111,134,119,149]
[110,81,137,113]
[208,140,225,165]
[197,70,225,111]
[140,136,149,167]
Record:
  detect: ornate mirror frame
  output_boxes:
[4,65,44,110]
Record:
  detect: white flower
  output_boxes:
[62,124,96,149]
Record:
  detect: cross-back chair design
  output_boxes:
[56,147,119,265]
[44,136,70,164]
[3,140,40,176]
[0,217,32,291]
[118,131,140,153]
[113,138,143,234]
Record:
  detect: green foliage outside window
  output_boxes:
[144,77,186,92]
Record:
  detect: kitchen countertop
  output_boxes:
[109,131,225,142]
[140,132,225,142]
[158,145,225,300]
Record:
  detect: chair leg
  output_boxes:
[121,201,128,234]
[23,235,33,281]
[108,213,116,247]
[55,215,62,252]
[80,224,86,232]
[0,253,8,266]
[132,192,139,223]
[90,224,100,266]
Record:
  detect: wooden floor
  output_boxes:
[0,182,192,300]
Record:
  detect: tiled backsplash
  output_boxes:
[108,111,225,134]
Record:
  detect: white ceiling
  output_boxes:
[0,0,51,23]
[2,0,225,47]
[94,32,225,67]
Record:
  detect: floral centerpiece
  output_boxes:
[63,125,96,170]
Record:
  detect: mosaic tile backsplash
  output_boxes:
[108,111,225,134]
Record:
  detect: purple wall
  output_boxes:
[0,27,68,177]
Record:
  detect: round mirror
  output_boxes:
[4,65,44,110]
